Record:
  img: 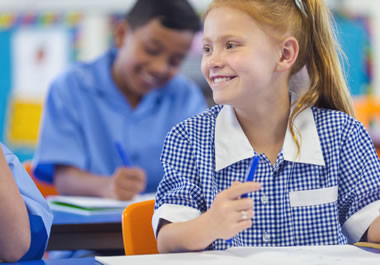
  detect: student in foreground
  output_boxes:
[0,143,52,262]
[153,0,380,252]
[33,0,207,200]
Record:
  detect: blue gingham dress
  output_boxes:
[154,104,380,250]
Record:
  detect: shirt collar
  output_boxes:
[214,96,325,171]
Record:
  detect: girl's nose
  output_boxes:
[207,53,223,69]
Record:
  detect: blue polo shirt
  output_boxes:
[2,143,53,260]
[33,49,207,193]
[153,102,380,249]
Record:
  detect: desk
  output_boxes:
[47,210,123,253]
[4,257,97,265]
[46,193,155,253]
[95,246,380,265]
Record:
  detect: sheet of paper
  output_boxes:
[95,245,379,265]
[47,193,155,215]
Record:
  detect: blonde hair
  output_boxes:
[204,0,355,152]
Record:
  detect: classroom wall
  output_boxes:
[0,0,377,161]
[341,0,380,99]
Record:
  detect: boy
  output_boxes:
[33,0,207,200]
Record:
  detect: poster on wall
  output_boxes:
[7,29,70,146]
[12,28,69,101]
[0,12,81,161]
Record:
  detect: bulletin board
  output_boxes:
[0,12,82,161]
[334,11,373,96]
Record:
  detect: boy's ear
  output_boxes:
[277,36,299,72]
[113,22,129,48]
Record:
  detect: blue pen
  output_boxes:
[226,155,260,244]
[115,141,131,166]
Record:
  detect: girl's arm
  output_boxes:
[0,146,31,262]
[367,215,380,243]
[156,181,261,253]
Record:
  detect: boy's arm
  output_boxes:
[156,182,260,253]
[55,165,146,200]
[367,215,380,243]
[0,146,31,262]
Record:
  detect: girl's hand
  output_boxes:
[205,181,261,240]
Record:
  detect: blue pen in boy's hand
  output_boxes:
[115,141,131,166]
[227,155,260,244]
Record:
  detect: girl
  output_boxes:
[0,143,52,261]
[153,0,380,253]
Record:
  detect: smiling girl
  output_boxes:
[153,0,380,252]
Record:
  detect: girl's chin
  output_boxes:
[212,95,231,105]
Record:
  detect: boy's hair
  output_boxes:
[205,0,355,152]
[126,0,201,32]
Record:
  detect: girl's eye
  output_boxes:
[226,43,236,49]
[203,45,211,54]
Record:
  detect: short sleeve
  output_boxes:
[180,80,208,118]
[166,76,208,122]
[152,124,205,235]
[2,144,53,260]
[33,71,86,183]
[338,121,380,243]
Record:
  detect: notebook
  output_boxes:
[47,193,155,215]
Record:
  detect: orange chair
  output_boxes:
[354,96,380,158]
[122,199,159,255]
[23,161,58,197]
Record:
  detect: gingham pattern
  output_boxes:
[155,104,380,250]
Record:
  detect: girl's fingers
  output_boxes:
[225,181,261,200]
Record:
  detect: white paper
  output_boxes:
[47,193,155,215]
[95,245,380,265]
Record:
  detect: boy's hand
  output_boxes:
[206,181,261,240]
[107,167,146,200]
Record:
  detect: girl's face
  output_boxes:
[201,7,282,107]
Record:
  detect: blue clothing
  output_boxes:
[1,143,53,260]
[153,104,380,250]
[33,49,207,193]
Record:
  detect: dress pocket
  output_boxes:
[289,186,342,245]
[289,186,338,207]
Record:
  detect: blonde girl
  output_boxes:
[153,0,380,252]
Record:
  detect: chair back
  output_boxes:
[23,161,58,197]
[122,199,159,255]
[354,96,380,158]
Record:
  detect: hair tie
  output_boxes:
[294,0,308,17]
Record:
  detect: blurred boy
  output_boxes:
[33,0,207,200]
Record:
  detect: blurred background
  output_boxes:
[0,0,379,161]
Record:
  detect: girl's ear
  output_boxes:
[277,37,299,72]
[113,22,129,48]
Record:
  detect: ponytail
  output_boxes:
[288,0,355,154]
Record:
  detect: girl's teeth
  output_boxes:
[214,77,231,83]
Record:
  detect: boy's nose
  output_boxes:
[150,57,171,77]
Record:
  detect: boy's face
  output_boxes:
[113,19,194,99]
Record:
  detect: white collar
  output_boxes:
[214,101,325,171]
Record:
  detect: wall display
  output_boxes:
[0,12,81,161]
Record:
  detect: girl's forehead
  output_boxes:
[203,7,262,36]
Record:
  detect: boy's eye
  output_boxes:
[144,46,160,56]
